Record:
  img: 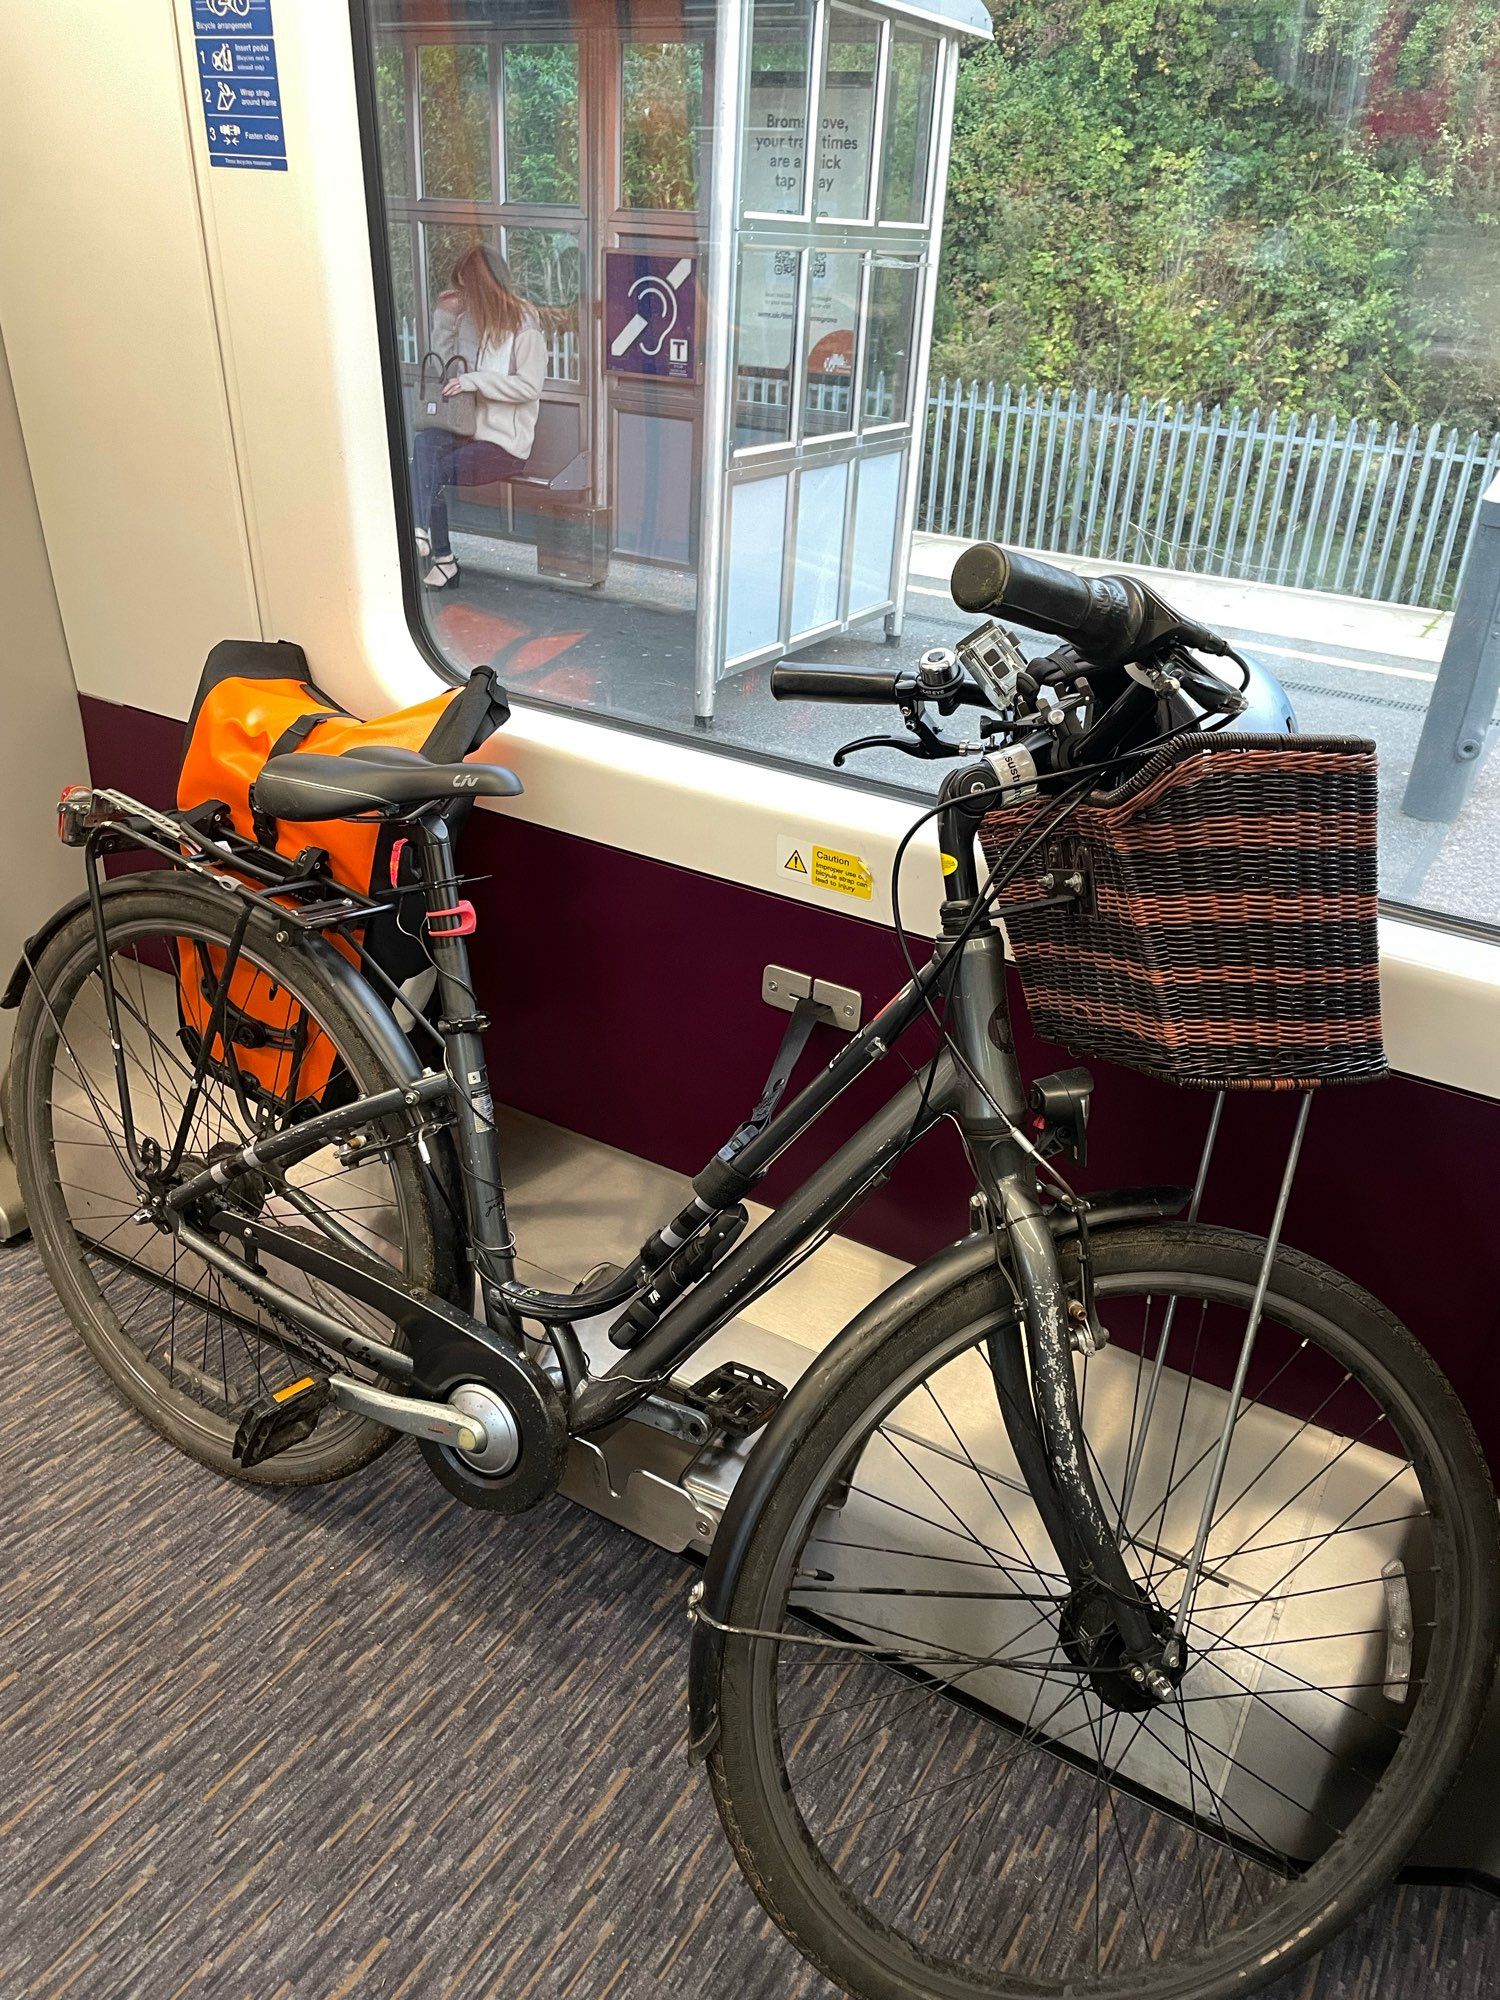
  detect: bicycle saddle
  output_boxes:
[251,744,522,823]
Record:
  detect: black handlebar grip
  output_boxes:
[950,543,1143,664]
[769,665,904,702]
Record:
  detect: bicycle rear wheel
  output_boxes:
[707,1223,1499,2000]
[6,876,451,1483]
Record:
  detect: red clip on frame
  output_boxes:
[426,901,477,938]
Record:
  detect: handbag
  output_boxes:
[414,350,477,437]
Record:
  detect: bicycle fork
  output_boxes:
[944,912,1166,1673]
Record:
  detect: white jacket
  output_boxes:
[432,302,547,460]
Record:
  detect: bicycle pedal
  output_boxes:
[680,1363,786,1440]
[231,1374,331,1468]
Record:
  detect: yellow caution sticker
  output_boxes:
[940,852,959,876]
[776,836,875,903]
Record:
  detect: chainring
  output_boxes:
[419,1344,569,1515]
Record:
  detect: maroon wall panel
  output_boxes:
[81,695,1500,1458]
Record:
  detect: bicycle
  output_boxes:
[4,542,1496,2000]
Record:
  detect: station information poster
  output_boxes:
[738,69,873,381]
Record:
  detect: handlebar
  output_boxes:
[949,545,1145,665]
[769,665,906,703]
[950,542,1228,668]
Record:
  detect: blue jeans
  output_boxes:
[410,427,529,558]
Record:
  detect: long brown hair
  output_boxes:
[451,244,528,349]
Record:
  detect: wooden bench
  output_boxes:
[447,397,610,587]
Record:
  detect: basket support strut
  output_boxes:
[1119,1088,1225,1524]
[1171,1089,1315,1638]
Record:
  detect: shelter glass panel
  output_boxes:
[726,475,789,659]
[421,221,489,319]
[879,27,937,224]
[504,226,582,382]
[622,42,705,211]
[418,44,493,202]
[374,42,411,197]
[848,448,902,614]
[816,7,878,221]
[863,259,920,426]
[791,460,850,634]
[734,247,800,448]
[742,1,813,215]
[802,250,862,438]
[503,43,581,206]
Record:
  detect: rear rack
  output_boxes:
[58,786,393,932]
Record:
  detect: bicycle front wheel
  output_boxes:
[707,1223,1499,2000]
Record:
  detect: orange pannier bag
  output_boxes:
[175,639,507,1111]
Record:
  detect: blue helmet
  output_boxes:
[1233,651,1298,734]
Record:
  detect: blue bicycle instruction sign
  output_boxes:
[192,0,286,171]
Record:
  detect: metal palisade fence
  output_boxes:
[920,380,1500,612]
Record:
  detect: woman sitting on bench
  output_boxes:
[411,244,547,591]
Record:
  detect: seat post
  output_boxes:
[407,812,517,1313]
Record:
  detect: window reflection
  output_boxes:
[418,44,492,202]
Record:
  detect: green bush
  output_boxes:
[936,0,1500,428]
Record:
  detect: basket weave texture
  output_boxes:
[978,732,1388,1091]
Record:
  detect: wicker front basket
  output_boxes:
[978,733,1388,1091]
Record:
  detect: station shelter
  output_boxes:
[373,0,990,720]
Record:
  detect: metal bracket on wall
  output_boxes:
[761,964,862,1032]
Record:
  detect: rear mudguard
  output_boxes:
[686,1183,1189,1762]
[2,873,468,1306]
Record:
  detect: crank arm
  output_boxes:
[327,1375,484,1452]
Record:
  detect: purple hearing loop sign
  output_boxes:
[604,252,698,382]
[192,0,287,172]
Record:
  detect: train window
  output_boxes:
[359,1,1500,933]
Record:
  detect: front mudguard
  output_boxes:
[686,1183,1189,1762]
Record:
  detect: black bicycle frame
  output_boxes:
[141,762,1153,1646]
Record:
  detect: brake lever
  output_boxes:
[833,709,964,767]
